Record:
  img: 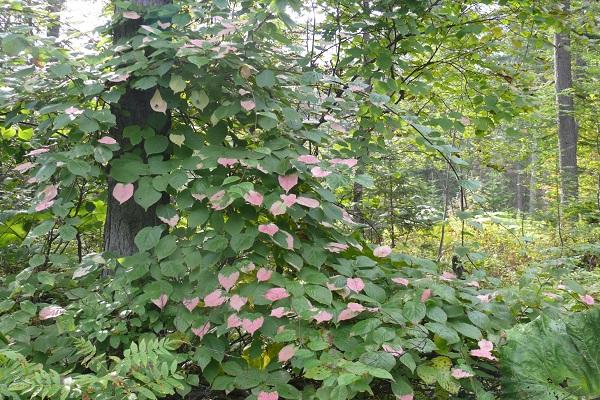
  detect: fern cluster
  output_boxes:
[0,337,185,399]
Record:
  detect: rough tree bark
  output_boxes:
[103,0,171,256]
[554,0,579,203]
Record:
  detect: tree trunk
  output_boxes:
[529,150,537,213]
[103,0,171,257]
[554,0,579,203]
[46,0,63,38]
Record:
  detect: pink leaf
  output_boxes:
[342,210,355,224]
[338,308,357,322]
[35,200,54,212]
[204,289,227,307]
[240,99,256,111]
[192,193,207,201]
[265,287,289,302]
[157,21,171,29]
[227,314,242,328]
[470,339,497,361]
[256,268,273,282]
[451,368,474,379]
[241,262,256,272]
[159,214,179,227]
[580,294,595,305]
[440,271,457,281]
[392,277,409,286]
[108,74,129,82]
[242,317,264,335]
[210,190,225,202]
[258,224,279,237]
[330,122,346,132]
[296,196,320,208]
[35,184,59,211]
[346,277,365,293]
[182,297,199,312]
[39,305,65,320]
[477,294,492,303]
[191,322,211,339]
[280,194,297,207]
[278,345,295,363]
[150,89,167,114]
[112,183,134,205]
[310,166,331,178]
[65,106,83,116]
[278,174,298,193]
[257,391,278,400]
[14,162,35,173]
[297,154,319,164]
[373,245,392,258]
[313,310,333,324]
[420,288,432,302]
[399,394,414,400]
[244,190,264,206]
[151,294,168,310]
[217,157,238,167]
[270,307,286,318]
[325,242,349,253]
[466,280,480,288]
[330,158,358,168]
[123,10,141,19]
[283,231,294,250]
[25,147,50,157]
[269,201,286,216]
[347,302,365,312]
[229,294,247,311]
[382,344,404,357]
[218,271,239,291]
[98,136,117,145]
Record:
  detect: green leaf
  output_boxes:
[144,135,169,155]
[468,310,491,329]
[190,90,209,111]
[451,322,482,340]
[155,235,177,260]
[305,285,332,305]
[403,301,426,323]
[134,226,164,252]
[351,318,382,337]
[204,235,229,253]
[424,322,460,344]
[58,225,77,241]
[134,178,162,210]
[427,306,447,323]
[256,70,276,88]
[3,34,27,56]
[230,231,257,253]
[359,351,396,371]
[189,207,210,228]
[369,367,394,380]
[66,159,91,176]
[169,75,186,93]
[416,365,438,385]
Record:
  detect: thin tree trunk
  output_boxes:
[529,149,537,213]
[46,0,63,38]
[103,0,171,257]
[554,0,579,203]
[515,163,524,212]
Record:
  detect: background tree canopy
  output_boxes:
[0,0,599,399]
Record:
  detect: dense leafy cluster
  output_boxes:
[0,0,599,399]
